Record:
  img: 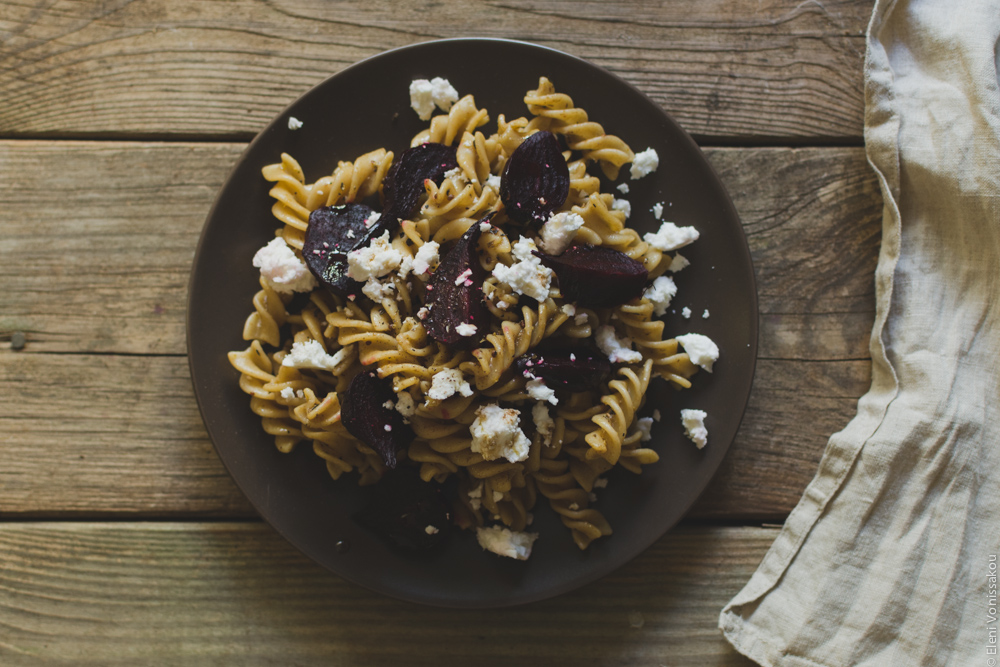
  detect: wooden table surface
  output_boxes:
[0,1,880,664]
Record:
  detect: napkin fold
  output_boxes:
[719,0,1000,664]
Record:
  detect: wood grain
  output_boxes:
[0,521,771,665]
[0,0,870,141]
[0,142,882,359]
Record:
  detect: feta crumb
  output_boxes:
[486,174,502,191]
[468,483,483,499]
[630,148,660,180]
[682,307,692,319]
[364,211,381,228]
[382,400,394,410]
[644,221,699,252]
[593,477,608,488]
[412,240,439,275]
[454,267,473,286]
[470,404,531,463]
[680,409,709,449]
[703,309,710,319]
[643,275,677,316]
[526,378,558,405]
[347,231,403,282]
[361,276,395,302]
[281,339,351,371]
[384,424,392,432]
[596,325,643,364]
[394,392,416,417]
[426,368,474,401]
[424,525,439,535]
[480,220,492,232]
[538,211,585,255]
[568,502,579,511]
[652,409,662,421]
[676,333,719,372]
[346,229,356,239]
[491,237,553,302]
[574,312,588,326]
[475,526,538,560]
[561,303,576,317]
[443,166,468,187]
[532,403,554,446]
[612,198,632,218]
[455,323,478,337]
[417,306,430,320]
[252,237,317,294]
[492,490,504,503]
[634,416,654,442]
[616,182,630,194]
[669,253,690,273]
[280,387,296,399]
[287,116,303,130]
[651,202,664,219]
[409,77,459,120]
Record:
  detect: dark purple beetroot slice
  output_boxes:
[340,370,414,468]
[514,344,612,392]
[423,218,489,348]
[302,203,377,296]
[382,142,457,221]
[536,244,648,308]
[500,130,569,226]
[353,468,452,552]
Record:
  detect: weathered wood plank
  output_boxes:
[0,141,882,360]
[0,348,866,518]
[0,0,870,140]
[0,521,771,665]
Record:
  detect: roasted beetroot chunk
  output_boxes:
[500,130,569,226]
[515,344,612,392]
[536,244,648,308]
[382,142,458,221]
[353,468,452,552]
[302,203,377,297]
[423,218,490,348]
[340,370,414,468]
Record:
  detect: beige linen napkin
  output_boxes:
[720,0,1000,664]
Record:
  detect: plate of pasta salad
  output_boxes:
[188,37,757,608]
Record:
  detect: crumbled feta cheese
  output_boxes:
[676,333,719,372]
[454,267,473,286]
[561,303,576,317]
[526,378,558,405]
[593,477,608,488]
[491,237,553,302]
[568,502,579,511]
[417,306,430,320]
[651,202,664,219]
[252,237,317,294]
[669,253,690,273]
[280,387,296,399]
[630,148,660,179]
[347,231,403,282]
[612,198,631,218]
[492,490,504,503]
[476,526,538,560]
[634,416,654,442]
[470,404,531,463]
[282,339,351,371]
[703,309,710,319]
[486,174,502,191]
[538,211,584,255]
[424,525,439,535]
[468,483,483,499]
[680,409,708,449]
[382,400,394,409]
[409,77,459,120]
[411,241,439,275]
[574,312,588,326]
[681,307,692,319]
[443,166,468,186]
[596,325,643,364]
[616,182,630,194]
[394,392,416,417]
[361,276,395,302]
[287,116,303,130]
[426,368,474,401]
[532,402,554,446]
[384,424,392,432]
[652,409,662,421]
[455,323,477,337]
[644,275,677,316]
[346,229,356,239]
[644,221,700,252]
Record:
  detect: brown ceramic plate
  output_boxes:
[188,38,757,608]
